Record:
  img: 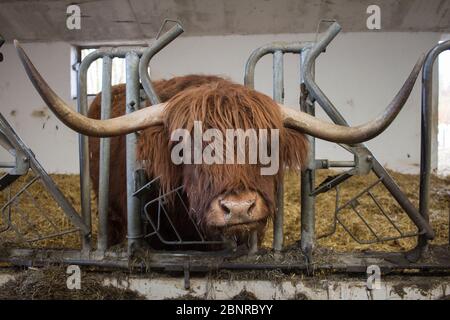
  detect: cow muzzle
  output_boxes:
[206,191,269,228]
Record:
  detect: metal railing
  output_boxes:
[243,21,442,263]
[0,114,89,245]
[76,22,184,254]
[244,41,314,254]
[1,20,448,272]
[134,176,230,248]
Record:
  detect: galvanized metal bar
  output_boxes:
[0,129,15,154]
[336,177,382,212]
[303,22,347,126]
[139,24,184,104]
[97,56,112,252]
[175,191,205,241]
[300,48,315,261]
[160,204,183,242]
[372,161,434,239]
[317,185,340,239]
[367,190,404,236]
[243,41,313,255]
[0,162,15,168]
[80,47,145,62]
[303,22,435,242]
[244,42,314,88]
[273,50,284,252]
[144,203,226,245]
[350,205,380,241]
[29,159,90,235]
[336,216,418,245]
[315,159,356,169]
[0,114,90,235]
[419,40,450,247]
[23,188,59,232]
[7,248,450,273]
[15,206,42,238]
[310,171,352,197]
[125,52,143,255]
[77,61,92,251]
[77,47,147,252]
[1,176,39,213]
[25,229,80,243]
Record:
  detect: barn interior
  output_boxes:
[0,0,449,300]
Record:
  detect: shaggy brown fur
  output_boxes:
[88,75,308,247]
[88,75,225,245]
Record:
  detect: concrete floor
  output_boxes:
[1,271,450,300]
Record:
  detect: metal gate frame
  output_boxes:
[0,114,90,241]
[243,21,442,264]
[1,21,450,277]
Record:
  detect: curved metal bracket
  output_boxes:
[139,21,184,105]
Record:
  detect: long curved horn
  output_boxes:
[16,39,423,143]
[281,54,425,144]
[14,40,164,137]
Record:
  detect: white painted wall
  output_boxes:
[0,32,440,174]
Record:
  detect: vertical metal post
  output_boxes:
[97,56,112,252]
[76,65,92,252]
[125,52,143,255]
[273,50,284,252]
[418,41,450,250]
[300,48,315,261]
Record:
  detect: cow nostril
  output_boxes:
[220,201,231,215]
[248,199,256,216]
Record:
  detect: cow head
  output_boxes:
[138,80,308,242]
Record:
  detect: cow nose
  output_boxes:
[219,199,256,218]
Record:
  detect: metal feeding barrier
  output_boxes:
[75,20,185,254]
[134,176,230,248]
[0,20,449,274]
[244,21,436,263]
[317,179,420,244]
[0,114,89,245]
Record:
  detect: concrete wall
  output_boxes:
[0,32,441,174]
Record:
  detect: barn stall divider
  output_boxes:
[1,21,449,286]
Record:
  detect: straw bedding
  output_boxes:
[0,170,448,252]
[0,266,144,300]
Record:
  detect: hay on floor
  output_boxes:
[0,169,448,253]
[0,173,97,249]
[262,169,449,252]
[0,266,144,300]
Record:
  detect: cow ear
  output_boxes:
[281,128,309,171]
[137,124,182,193]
